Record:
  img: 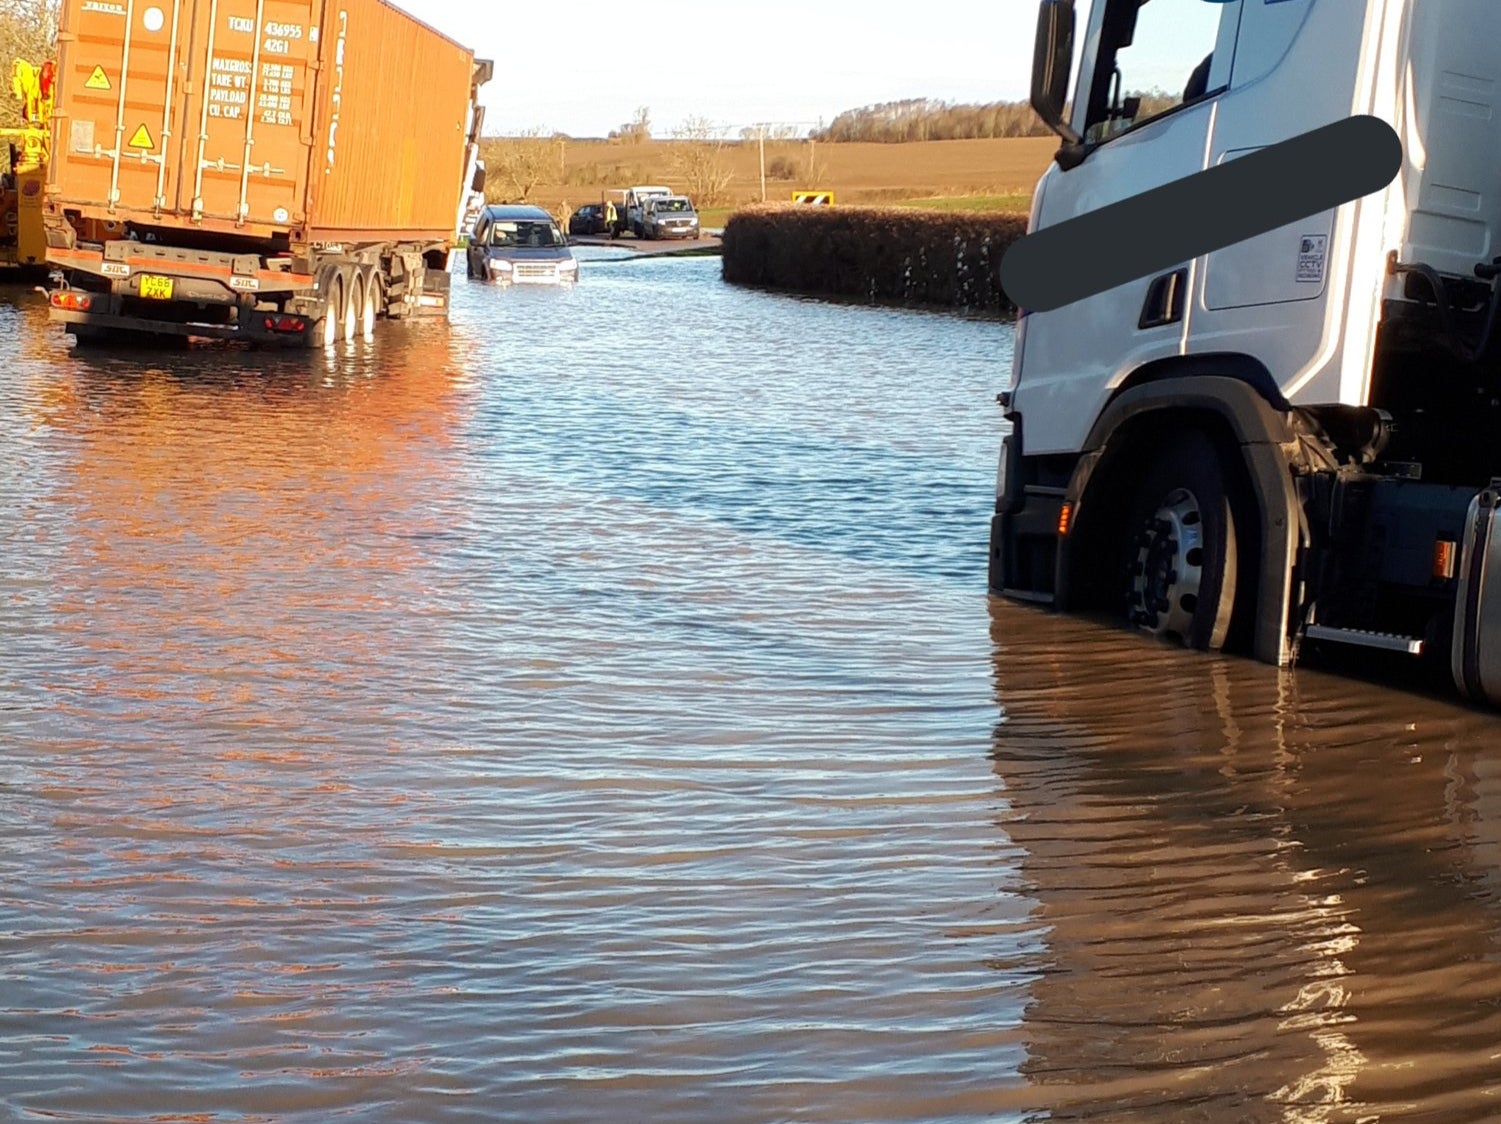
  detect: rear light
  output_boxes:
[48,291,94,311]
[262,315,307,333]
[1435,539,1458,580]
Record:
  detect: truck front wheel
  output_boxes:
[1122,430,1240,651]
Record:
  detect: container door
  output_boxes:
[176,0,319,228]
[51,0,317,231]
[54,0,192,219]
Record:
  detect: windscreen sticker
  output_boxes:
[1296,234,1328,283]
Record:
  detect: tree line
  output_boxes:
[813,99,1054,143]
[812,94,1186,143]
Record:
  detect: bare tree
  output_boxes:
[0,0,61,132]
[609,105,651,144]
[479,129,556,203]
[670,115,733,206]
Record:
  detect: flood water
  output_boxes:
[4,254,1501,1122]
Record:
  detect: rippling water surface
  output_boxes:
[4,257,1501,1122]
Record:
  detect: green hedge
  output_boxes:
[720,205,1027,312]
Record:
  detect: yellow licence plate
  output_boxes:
[138,274,174,300]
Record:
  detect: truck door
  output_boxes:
[1017,0,1242,456]
[1179,0,1387,408]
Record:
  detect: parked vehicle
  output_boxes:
[466,204,578,285]
[568,203,606,236]
[991,0,1501,707]
[640,195,699,240]
[621,185,671,239]
[568,203,605,236]
[41,0,490,347]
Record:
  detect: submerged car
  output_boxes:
[466,204,579,284]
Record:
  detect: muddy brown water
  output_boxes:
[3,254,1501,1122]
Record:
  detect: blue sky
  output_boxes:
[408,0,1045,138]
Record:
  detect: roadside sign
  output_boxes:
[792,191,834,206]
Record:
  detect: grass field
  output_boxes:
[503,135,1057,224]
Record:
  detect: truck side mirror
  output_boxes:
[1031,0,1082,147]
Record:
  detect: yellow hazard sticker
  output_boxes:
[85,66,111,90]
[127,123,154,149]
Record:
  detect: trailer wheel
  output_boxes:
[1122,430,1240,651]
[307,270,344,349]
[356,266,379,339]
[341,267,360,342]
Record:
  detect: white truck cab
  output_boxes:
[624,185,673,238]
[992,0,1501,703]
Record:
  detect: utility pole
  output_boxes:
[758,124,766,203]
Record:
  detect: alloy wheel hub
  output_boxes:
[1128,487,1206,640]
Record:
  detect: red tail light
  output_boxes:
[262,315,306,334]
[49,291,93,311]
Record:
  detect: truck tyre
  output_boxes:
[1122,430,1240,651]
[340,267,360,342]
[356,266,380,338]
[307,269,345,348]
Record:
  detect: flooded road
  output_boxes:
[3,256,1501,1121]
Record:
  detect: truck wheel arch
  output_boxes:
[1058,369,1303,666]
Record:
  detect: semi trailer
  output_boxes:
[990,0,1501,705]
[41,0,490,347]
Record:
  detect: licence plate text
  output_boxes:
[139,274,174,300]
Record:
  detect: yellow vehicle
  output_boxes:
[1,59,52,273]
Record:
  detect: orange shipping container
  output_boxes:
[47,0,478,244]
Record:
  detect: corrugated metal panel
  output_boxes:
[306,0,474,242]
[48,0,474,244]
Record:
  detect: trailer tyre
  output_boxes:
[1122,430,1240,651]
[356,266,379,339]
[306,269,344,349]
[341,268,360,343]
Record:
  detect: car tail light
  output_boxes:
[262,315,307,333]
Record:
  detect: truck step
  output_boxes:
[1304,624,1425,655]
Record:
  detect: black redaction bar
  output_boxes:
[1000,115,1403,313]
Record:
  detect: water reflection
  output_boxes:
[988,600,1501,1122]
[19,319,479,754]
